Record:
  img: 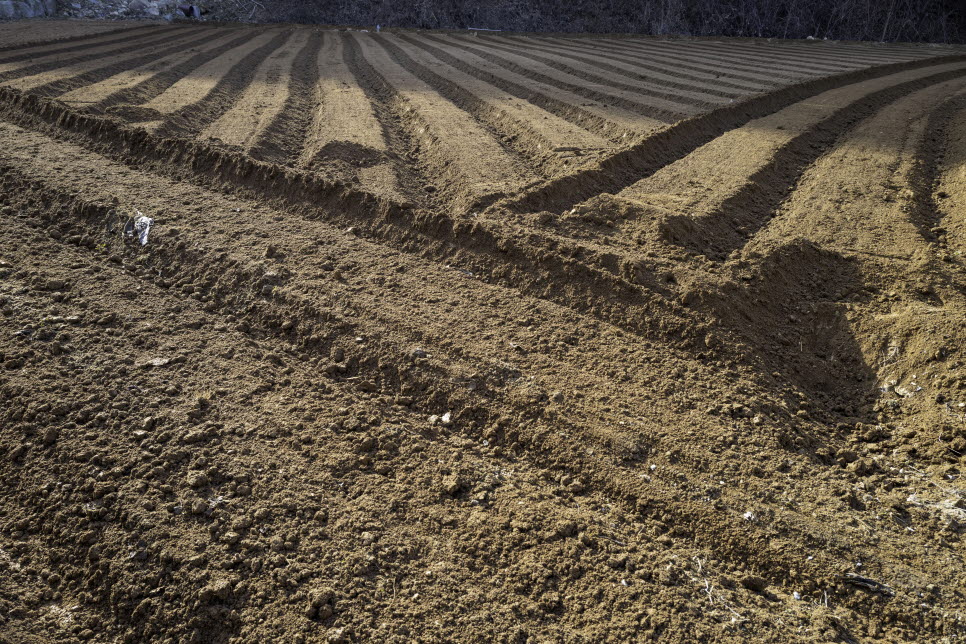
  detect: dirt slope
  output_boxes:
[1,22,966,643]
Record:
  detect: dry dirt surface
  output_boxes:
[1,22,966,644]
[0,19,158,48]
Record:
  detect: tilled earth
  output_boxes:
[0,20,966,644]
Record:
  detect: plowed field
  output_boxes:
[1,22,966,643]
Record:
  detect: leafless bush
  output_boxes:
[225,0,963,44]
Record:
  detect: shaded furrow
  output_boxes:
[0,27,194,86]
[57,29,246,109]
[539,36,785,89]
[147,30,291,137]
[429,34,700,123]
[380,35,609,177]
[0,24,174,62]
[195,29,312,151]
[499,53,966,216]
[90,30,266,116]
[245,30,324,165]
[15,29,213,98]
[402,35,659,142]
[655,64,966,262]
[478,35,744,101]
[350,33,534,210]
[637,40,867,74]
[337,33,428,206]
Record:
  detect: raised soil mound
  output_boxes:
[1,22,966,643]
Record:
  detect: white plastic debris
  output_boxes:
[134,213,154,246]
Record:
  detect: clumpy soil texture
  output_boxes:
[1,23,966,644]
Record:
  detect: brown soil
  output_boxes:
[0,19,159,49]
[1,22,966,644]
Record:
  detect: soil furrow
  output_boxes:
[243,30,323,165]
[4,27,966,643]
[404,35,658,142]
[3,118,962,643]
[90,28,261,114]
[57,28,246,110]
[381,34,609,178]
[0,26,192,85]
[499,52,966,215]
[0,23,173,61]
[645,40,875,73]
[429,34,700,123]
[139,30,291,136]
[350,33,534,210]
[299,33,407,203]
[653,64,966,262]
[539,36,789,89]
[613,39,859,77]
[935,100,966,270]
[196,30,312,151]
[13,29,213,98]
[480,35,745,101]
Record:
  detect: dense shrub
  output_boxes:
[220,0,964,43]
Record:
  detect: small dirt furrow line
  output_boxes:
[0,143,856,599]
[199,30,312,152]
[612,39,855,77]
[90,28,261,114]
[482,35,744,101]
[297,33,405,203]
[0,83,697,352]
[244,30,323,165]
[902,89,966,250]
[338,32,436,208]
[374,35,557,178]
[404,35,658,142]
[0,23,175,61]
[15,29,214,98]
[587,38,816,86]
[499,53,966,216]
[657,64,966,262]
[648,40,878,74]
[430,34,700,123]
[351,33,534,210]
[0,27,194,86]
[382,34,609,177]
[56,28,245,110]
[140,30,291,136]
[753,40,945,65]
[539,36,784,89]
[935,99,966,269]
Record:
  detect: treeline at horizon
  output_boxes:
[237,0,964,44]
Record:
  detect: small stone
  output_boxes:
[190,499,208,515]
[187,472,209,488]
[442,474,463,496]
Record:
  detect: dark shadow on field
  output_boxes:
[685,238,878,435]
